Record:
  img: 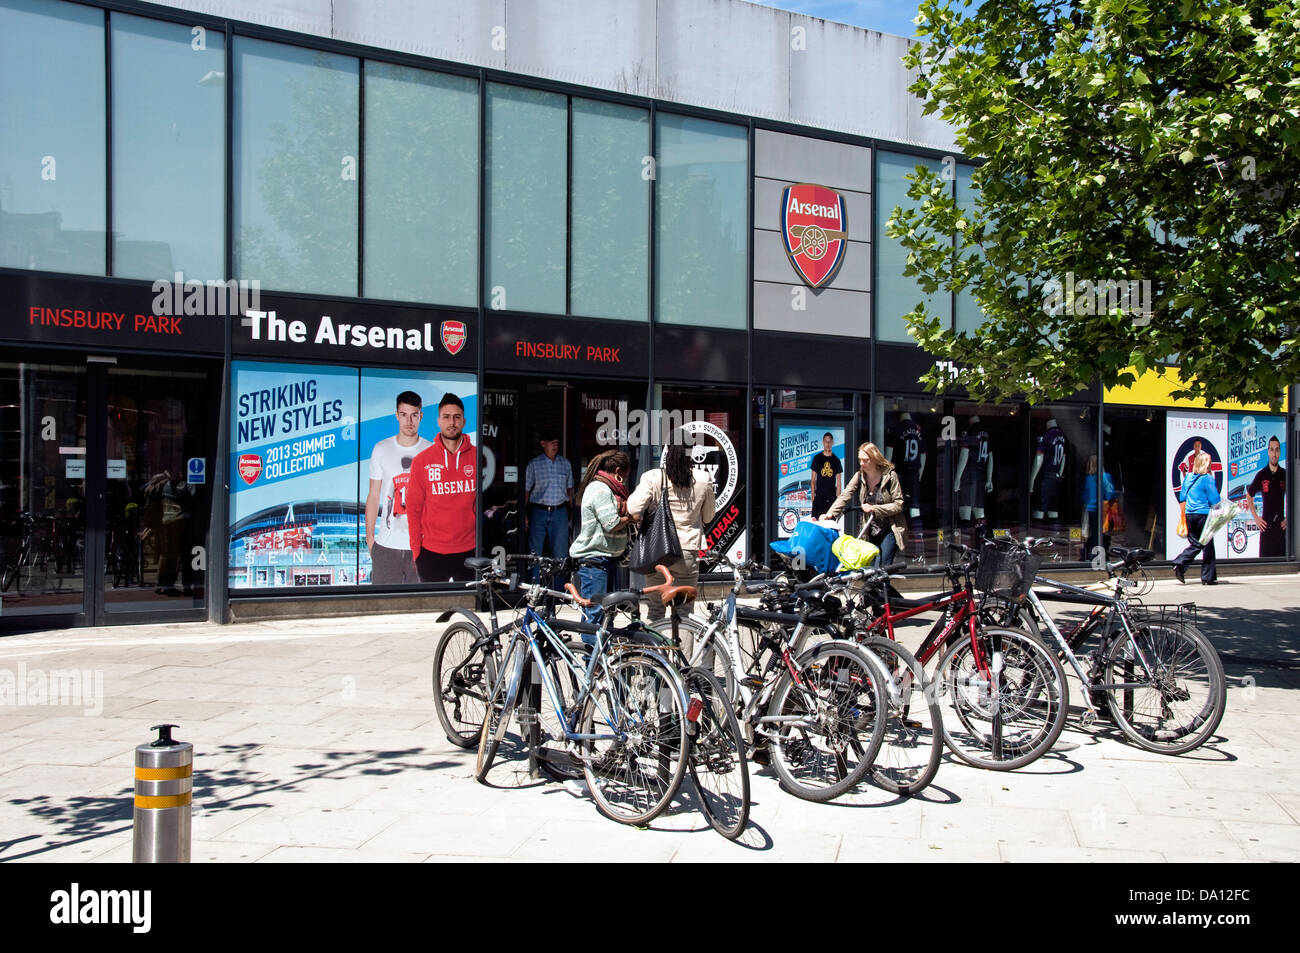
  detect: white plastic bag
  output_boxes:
[1199,500,1239,545]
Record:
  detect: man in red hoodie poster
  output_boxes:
[407,393,477,582]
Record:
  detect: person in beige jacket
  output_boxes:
[820,441,906,566]
[627,441,716,628]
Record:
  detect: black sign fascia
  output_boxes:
[484,312,649,378]
[231,293,477,370]
[872,341,967,398]
[0,270,225,355]
[654,326,748,384]
[753,330,871,390]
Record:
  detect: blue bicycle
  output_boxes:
[475,572,691,827]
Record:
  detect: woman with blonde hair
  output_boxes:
[1172,451,1221,585]
[820,441,906,566]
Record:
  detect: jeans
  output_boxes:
[527,505,569,580]
[576,557,619,631]
[876,533,898,569]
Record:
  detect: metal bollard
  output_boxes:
[133,723,192,863]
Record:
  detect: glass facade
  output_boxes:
[111,14,226,281]
[655,114,748,329]
[1,0,1293,632]
[571,99,650,321]
[233,37,359,297]
[875,150,952,342]
[363,63,478,306]
[485,83,567,314]
[0,0,106,275]
[953,163,983,334]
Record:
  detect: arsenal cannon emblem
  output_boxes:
[781,183,848,289]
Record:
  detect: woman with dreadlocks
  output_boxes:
[569,450,633,625]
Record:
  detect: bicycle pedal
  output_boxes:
[741,675,764,690]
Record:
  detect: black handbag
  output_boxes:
[628,471,683,574]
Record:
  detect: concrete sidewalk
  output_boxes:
[1,573,1297,863]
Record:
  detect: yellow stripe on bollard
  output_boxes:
[135,765,193,781]
[134,792,192,809]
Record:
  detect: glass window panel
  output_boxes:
[485,83,567,314]
[655,114,748,329]
[233,37,358,297]
[0,0,105,275]
[1031,404,1098,561]
[954,164,984,334]
[1104,406,1166,559]
[875,151,951,342]
[571,99,649,321]
[111,14,225,282]
[363,62,478,305]
[0,361,87,611]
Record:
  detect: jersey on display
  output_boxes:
[1038,427,1067,477]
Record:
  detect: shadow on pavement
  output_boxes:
[1,744,443,862]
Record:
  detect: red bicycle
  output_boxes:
[841,542,1069,771]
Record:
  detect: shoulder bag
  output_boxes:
[628,470,683,574]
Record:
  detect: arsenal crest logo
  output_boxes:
[441,320,467,356]
[237,453,262,485]
[781,183,848,289]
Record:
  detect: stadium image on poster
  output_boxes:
[775,423,846,539]
[358,370,478,584]
[229,362,360,588]
[1225,413,1288,558]
[1164,410,1228,561]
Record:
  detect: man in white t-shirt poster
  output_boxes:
[365,390,432,584]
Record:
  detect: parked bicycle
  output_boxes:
[986,537,1226,755]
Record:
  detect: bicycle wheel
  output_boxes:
[980,595,1039,639]
[433,622,496,748]
[765,641,886,802]
[936,625,1068,771]
[1103,623,1225,754]
[580,651,689,826]
[859,636,943,797]
[683,666,749,839]
[475,639,526,781]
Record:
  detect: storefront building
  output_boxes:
[2,0,1293,630]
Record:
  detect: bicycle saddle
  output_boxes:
[464,556,495,572]
[600,590,642,610]
[1107,546,1154,564]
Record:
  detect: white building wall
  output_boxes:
[146,0,959,151]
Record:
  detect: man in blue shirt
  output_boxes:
[524,430,574,570]
[1172,451,1222,585]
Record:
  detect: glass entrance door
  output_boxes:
[102,365,216,614]
[0,361,88,622]
[0,355,218,629]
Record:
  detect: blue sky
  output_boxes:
[744,0,924,39]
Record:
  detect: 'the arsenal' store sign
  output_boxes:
[781,183,848,289]
[231,293,475,369]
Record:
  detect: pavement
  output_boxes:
[1,572,1298,864]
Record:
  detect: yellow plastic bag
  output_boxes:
[831,534,879,570]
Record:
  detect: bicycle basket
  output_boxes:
[974,541,1041,603]
[1125,601,1199,632]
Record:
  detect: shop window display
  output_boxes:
[1029,406,1096,561]
[878,398,945,561]
[949,403,1029,551]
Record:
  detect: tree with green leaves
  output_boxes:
[888,0,1299,408]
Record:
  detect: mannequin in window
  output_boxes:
[1030,417,1067,524]
[887,412,927,544]
[954,416,993,537]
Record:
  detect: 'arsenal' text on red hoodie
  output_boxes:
[407,435,476,556]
